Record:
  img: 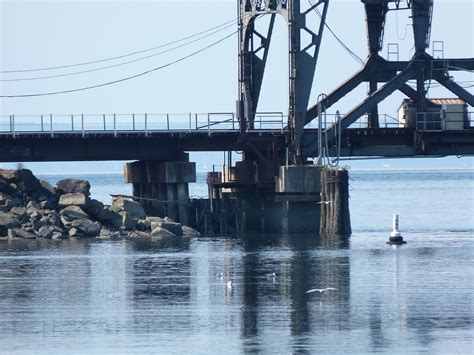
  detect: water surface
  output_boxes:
[0,169,472,353]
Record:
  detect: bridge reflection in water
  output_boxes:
[0,234,472,353]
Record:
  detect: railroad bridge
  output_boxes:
[1,0,473,234]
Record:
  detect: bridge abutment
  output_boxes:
[202,161,350,237]
[124,158,196,225]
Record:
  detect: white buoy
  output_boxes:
[391,214,401,237]
[387,214,407,245]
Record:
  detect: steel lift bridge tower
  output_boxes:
[237,0,474,164]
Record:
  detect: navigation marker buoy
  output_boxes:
[387,214,407,245]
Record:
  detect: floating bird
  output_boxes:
[305,287,338,294]
[216,272,223,279]
[316,201,333,205]
[266,272,276,279]
[226,280,232,289]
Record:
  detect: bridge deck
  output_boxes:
[0,113,473,161]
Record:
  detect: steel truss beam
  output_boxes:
[302,0,474,159]
[304,54,474,125]
[238,0,329,164]
[238,10,276,131]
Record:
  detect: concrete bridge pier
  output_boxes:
[195,159,351,237]
[124,158,196,225]
[276,165,323,234]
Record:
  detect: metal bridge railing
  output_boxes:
[250,112,286,132]
[468,111,474,129]
[416,112,443,132]
[415,111,471,132]
[0,112,287,136]
[305,113,402,129]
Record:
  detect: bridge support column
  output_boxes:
[275,165,323,234]
[320,168,351,238]
[124,159,196,225]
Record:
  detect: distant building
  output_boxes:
[397,98,469,131]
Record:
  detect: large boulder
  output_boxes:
[60,205,89,221]
[42,210,61,227]
[70,219,101,237]
[154,221,183,236]
[0,170,15,181]
[86,199,104,217]
[181,225,201,238]
[0,169,43,194]
[0,212,20,229]
[99,227,121,239]
[111,197,145,219]
[144,216,165,228]
[40,180,57,196]
[0,177,20,197]
[58,193,88,208]
[37,226,55,238]
[136,220,148,232]
[151,226,176,239]
[10,207,28,223]
[56,179,91,196]
[10,228,36,239]
[26,201,39,215]
[121,212,138,231]
[96,207,122,229]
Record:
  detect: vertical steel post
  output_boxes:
[81,114,85,137]
[132,114,135,131]
[11,115,15,138]
[316,94,326,165]
[103,114,106,131]
[167,114,170,130]
[71,114,74,131]
[114,113,117,137]
[207,113,210,136]
[145,113,148,136]
[50,114,53,137]
[41,115,44,132]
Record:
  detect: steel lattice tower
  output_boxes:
[237,0,329,164]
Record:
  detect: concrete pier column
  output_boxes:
[276,165,323,234]
[124,160,196,224]
[320,168,351,238]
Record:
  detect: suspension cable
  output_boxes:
[0,12,268,98]
[308,0,365,65]
[0,31,237,98]
[1,21,239,82]
[0,16,243,74]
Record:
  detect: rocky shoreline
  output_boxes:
[0,168,200,241]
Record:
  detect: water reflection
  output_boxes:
[0,234,472,353]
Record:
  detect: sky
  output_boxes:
[0,0,473,173]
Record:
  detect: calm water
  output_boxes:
[0,170,473,354]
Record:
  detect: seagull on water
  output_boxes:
[316,201,334,205]
[226,280,233,289]
[305,287,338,294]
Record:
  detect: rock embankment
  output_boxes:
[0,169,201,240]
